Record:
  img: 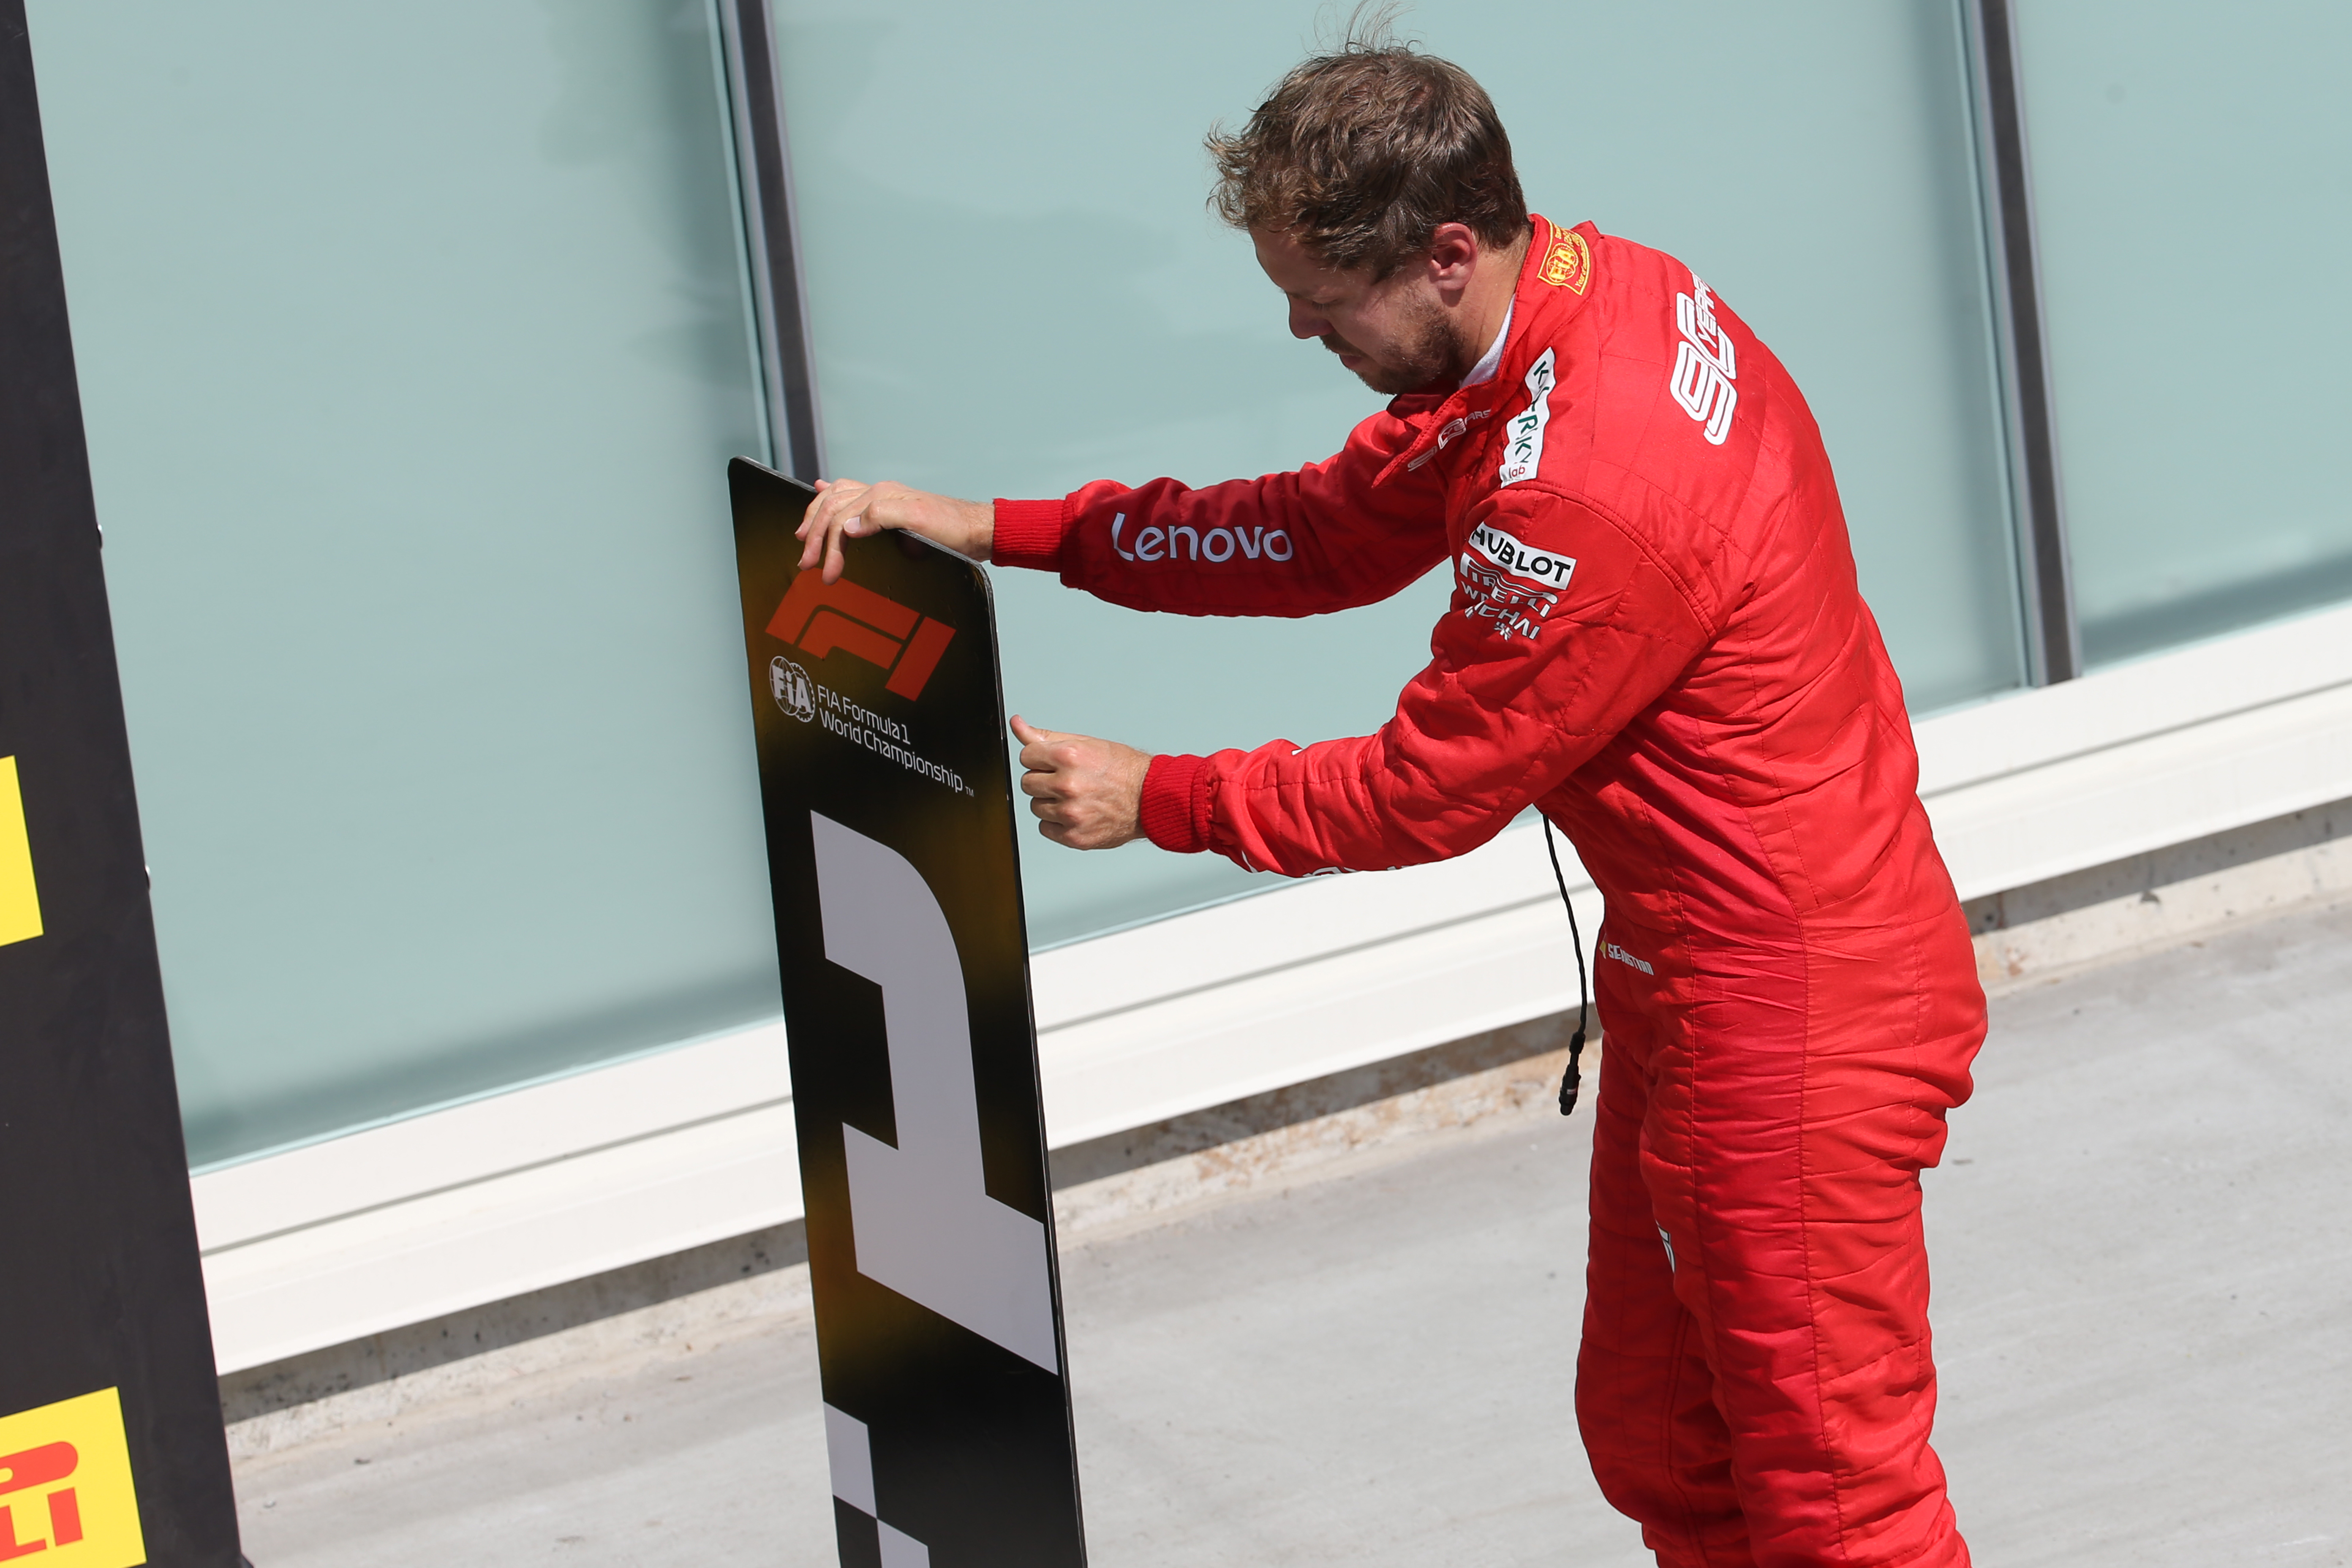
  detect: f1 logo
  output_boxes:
[768,575,956,701]
[0,1389,144,1567]
[0,757,41,950]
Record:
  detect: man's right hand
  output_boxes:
[795,479,994,583]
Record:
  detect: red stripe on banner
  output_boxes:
[798,610,906,671]
[768,572,921,645]
[885,618,956,700]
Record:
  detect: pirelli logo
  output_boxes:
[0,757,41,950]
[767,576,956,702]
[0,1389,144,1566]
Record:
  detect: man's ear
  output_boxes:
[1425,222,1481,296]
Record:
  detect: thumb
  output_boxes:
[1010,715,1071,757]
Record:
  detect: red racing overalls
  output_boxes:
[991,215,1984,1567]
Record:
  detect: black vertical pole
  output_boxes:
[0,4,245,1561]
[1965,0,2080,684]
[719,0,827,484]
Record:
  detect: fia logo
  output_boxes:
[766,574,956,701]
[1668,274,1738,444]
[0,1388,146,1567]
[770,657,817,723]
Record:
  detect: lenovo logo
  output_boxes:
[768,575,956,701]
[1111,512,1294,564]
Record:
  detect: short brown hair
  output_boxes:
[1207,30,1527,279]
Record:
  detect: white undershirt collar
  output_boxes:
[1458,302,1514,388]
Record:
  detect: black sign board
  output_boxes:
[728,459,1086,1568]
[1,7,245,1563]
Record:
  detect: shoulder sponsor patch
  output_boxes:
[1538,228,1590,293]
[1457,523,1574,643]
[1465,522,1576,591]
[1498,347,1557,487]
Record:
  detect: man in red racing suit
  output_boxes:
[798,45,1983,1568]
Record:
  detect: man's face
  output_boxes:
[1253,228,1463,396]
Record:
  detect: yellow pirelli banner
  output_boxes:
[0,1390,146,1567]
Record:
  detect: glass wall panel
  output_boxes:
[30,1,781,1166]
[2016,1,2352,665]
[771,0,2023,947]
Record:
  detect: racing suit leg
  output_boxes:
[1578,986,1756,1567]
[1576,908,1983,1567]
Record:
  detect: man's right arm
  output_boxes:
[797,479,994,583]
[996,411,1451,618]
[798,410,1453,617]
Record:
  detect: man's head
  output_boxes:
[1208,32,1529,395]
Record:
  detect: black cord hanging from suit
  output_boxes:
[1542,818,1589,1115]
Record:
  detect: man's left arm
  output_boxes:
[1127,490,1712,873]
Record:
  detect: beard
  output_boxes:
[1321,291,1464,395]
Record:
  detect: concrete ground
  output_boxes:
[231,899,2352,1566]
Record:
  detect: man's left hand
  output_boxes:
[1011,716,1151,849]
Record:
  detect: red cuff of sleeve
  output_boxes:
[1138,752,1212,855]
[989,498,1069,571]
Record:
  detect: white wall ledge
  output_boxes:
[193,598,2352,1373]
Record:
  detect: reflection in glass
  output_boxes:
[31,0,778,1164]
[2016,1,2352,665]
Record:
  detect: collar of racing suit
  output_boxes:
[1369,213,1598,491]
